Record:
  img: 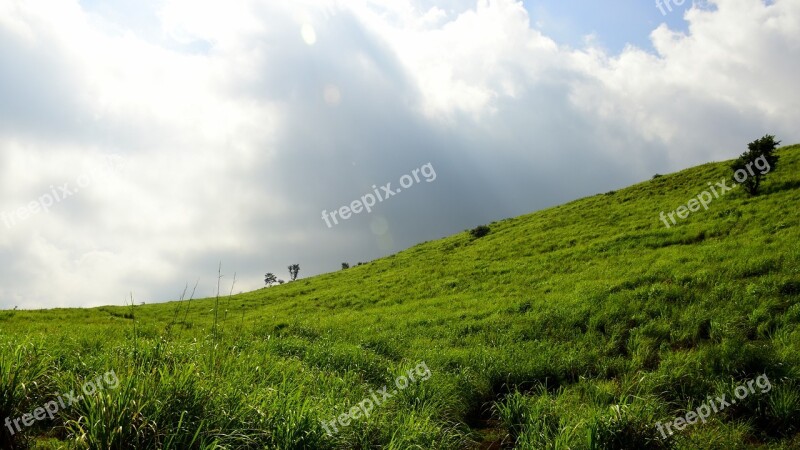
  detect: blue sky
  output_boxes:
[523,0,693,51]
[77,0,697,54]
[1,0,798,308]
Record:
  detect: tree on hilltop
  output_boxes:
[288,264,300,281]
[731,135,780,195]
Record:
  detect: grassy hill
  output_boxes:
[2,144,800,449]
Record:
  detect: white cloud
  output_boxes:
[568,0,800,166]
[359,0,561,119]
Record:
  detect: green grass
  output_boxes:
[1,144,800,449]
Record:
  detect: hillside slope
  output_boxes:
[2,144,800,449]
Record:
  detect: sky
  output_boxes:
[0,0,798,309]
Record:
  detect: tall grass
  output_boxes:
[0,343,52,449]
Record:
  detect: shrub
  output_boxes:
[470,225,490,239]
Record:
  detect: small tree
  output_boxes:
[264,273,277,287]
[731,134,780,195]
[288,264,300,281]
[278,279,285,285]
[341,262,349,270]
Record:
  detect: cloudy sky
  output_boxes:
[0,0,798,309]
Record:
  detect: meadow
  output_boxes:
[1,144,799,449]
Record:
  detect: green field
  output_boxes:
[2,145,799,449]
